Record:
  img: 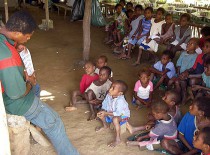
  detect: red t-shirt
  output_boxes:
[80,74,99,93]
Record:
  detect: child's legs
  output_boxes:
[135,48,143,64]
[117,31,122,43]
[86,90,97,118]
[112,116,122,141]
[180,80,187,103]
[127,43,133,57]
[72,90,86,106]
[154,74,168,90]
[174,79,181,93]
[161,139,183,154]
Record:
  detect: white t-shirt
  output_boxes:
[134,80,153,99]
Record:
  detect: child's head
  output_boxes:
[96,55,108,69]
[165,14,173,24]
[186,38,200,53]
[203,38,210,54]
[119,0,125,7]
[99,66,111,82]
[138,68,151,85]
[109,80,128,98]
[144,7,153,19]
[201,26,210,39]
[161,50,172,66]
[180,13,191,27]
[126,9,134,19]
[193,127,210,153]
[134,5,143,16]
[162,89,181,107]
[84,61,96,75]
[189,97,210,118]
[156,7,165,20]
[126,2,133,11]
[115,4,123,14]
[204,59,210,76]
[151,101,170,120]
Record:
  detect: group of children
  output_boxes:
[63,1,210,154]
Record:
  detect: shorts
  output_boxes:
[105,116,129,126]
[132,97,150,105]
[128,36,146,46]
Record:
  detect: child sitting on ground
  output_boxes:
[192,59,210,98]
[193,127,210,155]
[134,7,165,65]
[157,14,175,45]
[168,38,198,104]
[95,55,113,80]
[127,89,181,135]
[124,7,153,59]
[161,97,210,155]
[149,50,176,90]
[96,80,130,147]
[105,4,127,44]
[133,68,153,108]
[65,61,99,112]
[126,101,177,147]
[167,13,192,59]
[85,66,112,121]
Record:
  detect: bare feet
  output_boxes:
[65,106,77,112]
[132,62,140,66]
[87,114,96,121]
[126,122,135,134]
[95,126,109,132]
[108,140,121,147]
[126,141,140,146]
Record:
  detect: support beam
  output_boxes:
[4,0,9,22]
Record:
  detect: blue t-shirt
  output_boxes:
[178,112,196,148]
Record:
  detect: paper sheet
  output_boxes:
[180,43,187,50]
[19,48,34,76]
[171,40,179,46]
[195,47,202,54]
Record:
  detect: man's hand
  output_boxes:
[25,71,36,85]
[16,44,26,52]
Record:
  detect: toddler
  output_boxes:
[125,7,153,59]
[167,13,192,59]
[133,68,153,108]
[168,38,198,104]
[161,97,210,155]
[85,66,112,121]
[96,80,130,147]
[193,127,210,155]
[192,59,210,98]
[150,50,176,90]
[127,101,177,147]
[65,61,98,111]
[135,7,165,65]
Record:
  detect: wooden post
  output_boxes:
[4,0,9,22]
[83,0,92,61]
[0,82,11,155]
[45,0,49,29]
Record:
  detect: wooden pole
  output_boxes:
[4,0,9,22]
[0,82,11,155]
[45,0,49,29]
[83,0,92,61]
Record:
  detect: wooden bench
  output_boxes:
[52,3,72,19]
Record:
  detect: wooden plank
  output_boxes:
[4,0,9,22]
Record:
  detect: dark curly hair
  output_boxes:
[5,11,37,35]
[100,66,112,76]
[180,13,191,22]
[113,80,128,93]
[201,127,210,145]
[194,97,210,118]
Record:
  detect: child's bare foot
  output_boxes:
[126,122,134,134]
[95,126,109,132]
[108,140,121,147]
[87,114,96,121]
[126,141,140,146]
[132,62,140,66]
[65,106,77,112]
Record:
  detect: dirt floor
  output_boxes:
[2,5,189,155]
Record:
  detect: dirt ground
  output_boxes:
[3,6,189,155]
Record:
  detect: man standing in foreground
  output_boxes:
[0,11,79,155]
